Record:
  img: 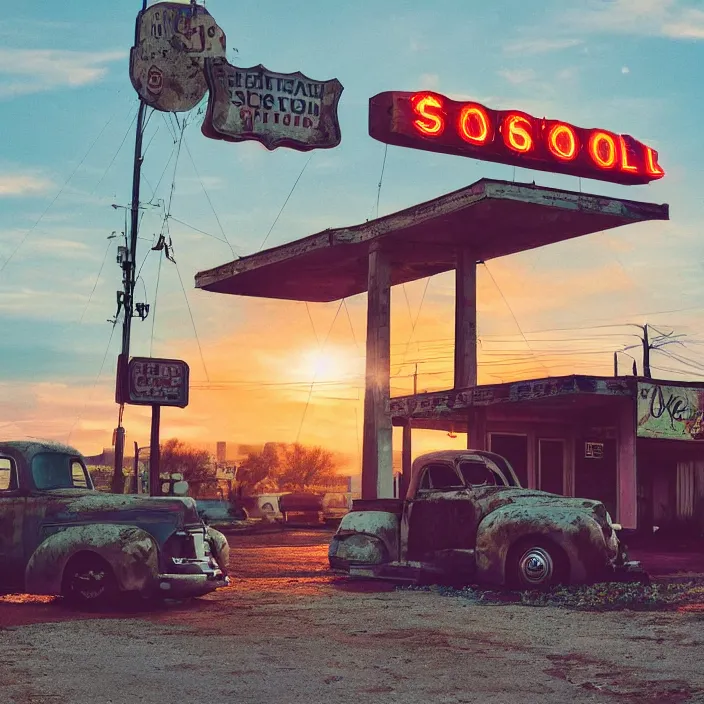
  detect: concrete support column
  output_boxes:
[362,244,393,499]
[454,249,478,389]
[617,399,638,529]
[401,421,412,500]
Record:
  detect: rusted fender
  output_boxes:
[331,511,400,564]
[25,524,159,596]
[475,506,617,586]
[206,526,230,573]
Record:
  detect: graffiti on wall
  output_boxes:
[637,382,704,440]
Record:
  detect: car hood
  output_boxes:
[472,486,607,519]
[40,489,202,527]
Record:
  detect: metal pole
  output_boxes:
[149,405,161,496]
[642,324,651,379]
[112,1,150,492]
[112,98,147,491]
[133,441,140,494]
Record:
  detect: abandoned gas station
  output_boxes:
[196,175,704,533]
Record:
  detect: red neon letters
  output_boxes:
[645,146,664,177]
[503,114,533,153]
[458,104,490,145]
[370,90,665,186]
[548,123,578,161]
[588,131,617,169]
[411,93,444,136]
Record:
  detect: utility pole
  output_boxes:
[112,0,150,494]
[413,363,418,395]
[642,324,652,379]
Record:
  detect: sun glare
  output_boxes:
[295,347,360,383]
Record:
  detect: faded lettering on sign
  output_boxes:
[127,357,190,408]
[202,59,343,151]
[129,2,226,112]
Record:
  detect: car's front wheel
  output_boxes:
[62,554,117,607]
[507,539,567,590]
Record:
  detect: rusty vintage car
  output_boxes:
[329,450,645,589]
[0,440,230,605]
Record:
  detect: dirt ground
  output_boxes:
[2,529,704,704]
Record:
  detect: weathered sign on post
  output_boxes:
[114,356,190,496]
[202,59,344,151]
[129,1,226,113]
[637,381,704,440]
[127,357,190,407]
[369,90,665,185]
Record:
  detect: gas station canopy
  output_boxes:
[195,178,669,303]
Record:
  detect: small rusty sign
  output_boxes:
[129,1,226,113]
[127,357,189,408]
[584,442,604,459]
[201,59,343,151]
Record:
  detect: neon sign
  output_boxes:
[369,91,664,185]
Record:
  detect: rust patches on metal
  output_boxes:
[330,450,630,588]
[25,524,159,595]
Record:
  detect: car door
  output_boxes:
[405,462,480,563]
[0,455,26,591]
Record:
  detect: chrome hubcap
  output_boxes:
[518,547,554,585]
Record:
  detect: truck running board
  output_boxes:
[349,561,440,584]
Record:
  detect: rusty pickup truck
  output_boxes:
[329,450,645,589]
[0,440,230,605]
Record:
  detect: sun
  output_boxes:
[295,347,361,384]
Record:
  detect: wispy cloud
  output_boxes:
[497,68,538,85]
[0,172,53,196]
[562,0,704,40]
[0,49,125,97]
[503,38,584,55]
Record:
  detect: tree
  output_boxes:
[237,442,280,494]
[160,438,216,498]
[276,443,338,492]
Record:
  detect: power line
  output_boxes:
[1,98,134,276]
[296,298,345,443]
[168,215,232,246]
[77,237,114,324]
[150,249,163,357]
[375,143,388,218]
[67,320,119,443]
[342,298,360,355]
[395,277,432,375]
[174,258,210,382]
[482,262,551,377]
[258,155,313,252]
[183,136,237,257]
[89,106,139,196]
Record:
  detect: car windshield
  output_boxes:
[457,455,520,488]
[31,452,91,490]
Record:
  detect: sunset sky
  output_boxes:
[1,0,704,472]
